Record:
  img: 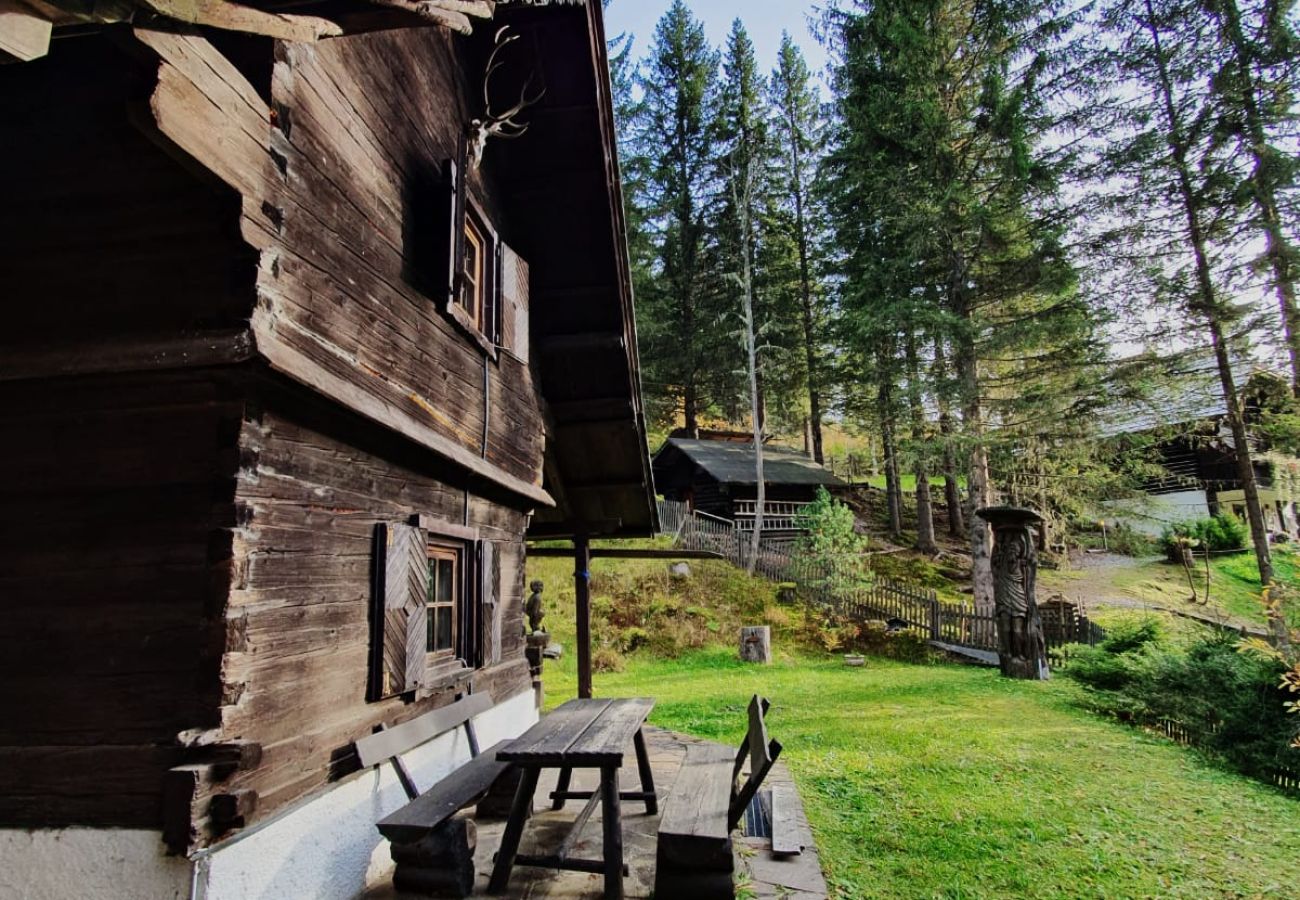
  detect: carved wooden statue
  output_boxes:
[525,579,545,635]
[979,507,1050,681]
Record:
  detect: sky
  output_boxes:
[604,0,830,82]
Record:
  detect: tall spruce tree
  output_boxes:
[824,0,1102,606]
[633,0,721,433]
[1206,0,1300,395]
[1087,0,1275,584]
[770,33,831,462]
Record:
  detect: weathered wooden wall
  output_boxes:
[0,371,241,828]
[0,35,253,828]
[0,26,546,847]
[249,29,546,493]
[0,35,257,364]
[197,402,532,835]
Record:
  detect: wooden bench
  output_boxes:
[654,695,783,899]
[355,692,516,898]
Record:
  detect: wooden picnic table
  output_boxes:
[488,697,657,899]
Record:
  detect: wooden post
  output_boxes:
[929,597,941,641]
[574,535,593,699]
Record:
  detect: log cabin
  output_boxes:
[1098,363,1298,537]
[0,1,655,896]
[652,438,847,534]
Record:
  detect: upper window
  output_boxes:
[460,217,487,334]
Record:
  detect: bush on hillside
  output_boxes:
[797,487,870,597]
[1107,523,1157,557]
[1160,514,1248,558]
[1067,626,1299,783]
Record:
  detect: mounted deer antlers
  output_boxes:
[468,26,545,169]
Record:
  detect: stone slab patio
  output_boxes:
[363,726,827,899]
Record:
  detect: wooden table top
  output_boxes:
[496,697,654,767]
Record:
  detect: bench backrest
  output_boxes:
[728,694,782,830]
[355,692,493,799]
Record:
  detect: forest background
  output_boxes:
[602,0,1300,611]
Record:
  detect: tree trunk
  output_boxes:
[1208,318,1274,585]
[789,106,825,463]
[878,372,904,539]
[683,381,698,437]
[1143,0,1273,585]
[733,157,764,575]
[940,412,965,537]
[906,331,938,554]
[933,338,965,536]
[957,352,993,614]
[1218,0,1300,396]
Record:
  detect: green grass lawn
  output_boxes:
[863,474,958,491]
[540,649,1300,898]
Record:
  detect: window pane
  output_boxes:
[426,609,435,653]
[437,558,454,603]
[435,607,453,651]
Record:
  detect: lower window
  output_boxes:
[427,544,460,659]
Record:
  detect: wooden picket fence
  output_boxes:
[1147,717,1299,796]
[660,505,1106,660]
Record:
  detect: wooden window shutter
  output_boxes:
[499,242,530,363]
[369,523,429,701]
[432,157,465,309]
[478,540,502,667]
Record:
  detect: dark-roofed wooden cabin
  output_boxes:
[653,438,847,534]
[0,2,653,896]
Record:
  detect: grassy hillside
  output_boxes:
[1042,548,1300,629]
[526,540,809,676]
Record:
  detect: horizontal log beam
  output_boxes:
[537,332,625,355]
[565,479,647,492]
[525,519,622,539]
[548,398,633,425]
[527,548,726,561]
[0,0,52,62]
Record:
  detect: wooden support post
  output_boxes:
[575,535,593,699]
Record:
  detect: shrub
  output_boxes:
[1067,629,1300,783]
[1160,514,1248,557]
[619,627,651,653]
[798,487,870,596]
[592,647,625,673]
[1107,523,1157,558]
[1099,617,1163,655]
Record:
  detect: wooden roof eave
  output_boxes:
[525,0,655,540]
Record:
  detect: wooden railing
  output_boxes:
[733,500,813,533]
[656,499,690,540]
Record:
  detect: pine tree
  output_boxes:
[770,33,831,462]
[823,0,1103,606]
[1207,0,1300,395]
[633,0,721,433]
[1088,0,1275,584]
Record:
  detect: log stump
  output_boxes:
[390,816,476,898]
[739,626,771,664]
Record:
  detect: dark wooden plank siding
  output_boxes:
[0,35,257,354]
[251,31,545,488]
[0,372,239,827]
[207,408,532,833]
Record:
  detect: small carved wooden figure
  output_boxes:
[525,579,545,635]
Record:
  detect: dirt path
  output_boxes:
[1040,552,1270,637]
